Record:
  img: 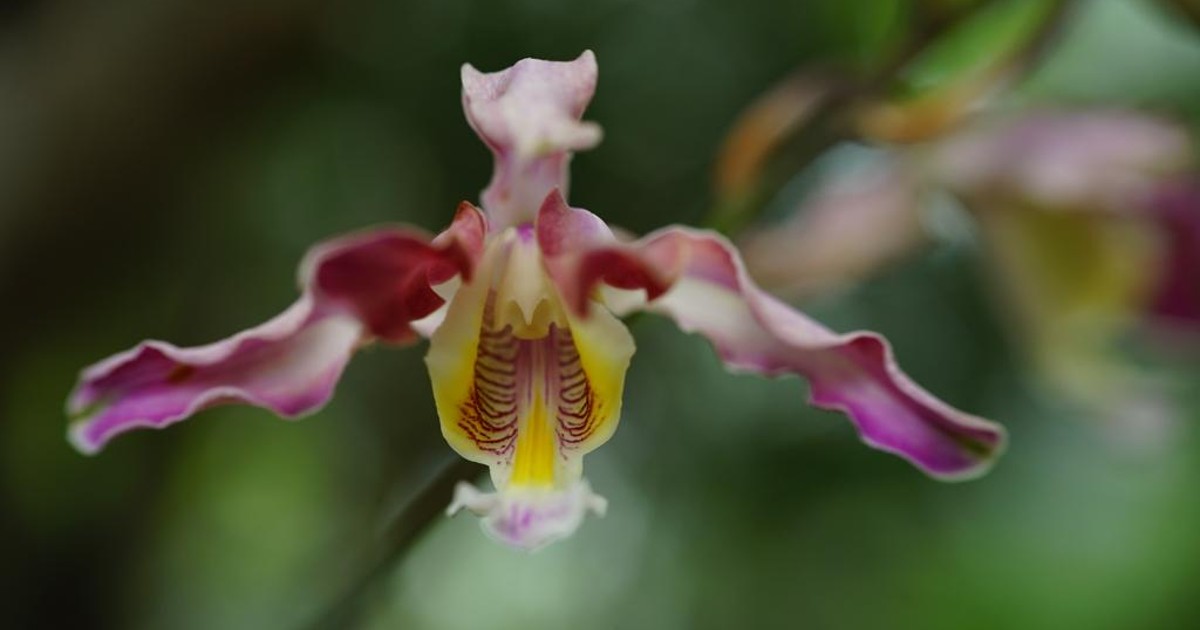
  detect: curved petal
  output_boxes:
[538,197,1005,479]
[307,203,487,344]
[67,299,362,454]
[536,191,665,315]
[462,51,601,229]
[447,478,607,551]
[67,216,483,454]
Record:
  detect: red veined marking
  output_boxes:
[457,296,521,459]
[456,294,605,464]
[552,326,602,449]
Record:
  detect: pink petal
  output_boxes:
[535,188,613,258]
[67,298,361,454]
[537,197,1005,478]
[536,191,668,314]
[68,215,484,454]
[462,51,601,229]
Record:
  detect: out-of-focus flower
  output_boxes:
[930,111,1192,212]
[930,113,1195,436]
[67,52,1005,550]
[732,105,1197,437]
[1148,179,1200,330]
[740,159,926,297]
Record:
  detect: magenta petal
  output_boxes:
[462,52,601,229]
[536,190,667,314]
[67,297,361,454]
[68,216,484,454]
[546,218,1005,479]
[308,204,486,343]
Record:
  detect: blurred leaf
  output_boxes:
[856,0,1071,142]
[807,0,910,70]
[897,0,1058,96]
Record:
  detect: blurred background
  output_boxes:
[2,0,1199,628]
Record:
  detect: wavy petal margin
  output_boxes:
[447,479,608,551]
[538,193,1005,479]
[67,210,486,454]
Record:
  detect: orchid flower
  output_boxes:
[67,52,1005,550]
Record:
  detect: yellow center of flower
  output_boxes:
[510,348,556,487]
[425,226,635,495]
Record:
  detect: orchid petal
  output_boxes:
[307,203,487,343]
[447,479,607,551]
[539,196,1004,478]
[462,51,601,229]
[537,191,662,315]
[67,298,361,455]
[68,219,481,454]
[649,254,1004,478]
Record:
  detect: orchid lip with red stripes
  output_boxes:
[68,51,1005,550]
